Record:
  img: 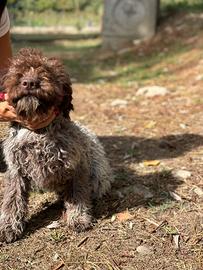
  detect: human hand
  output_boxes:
[0,95,56,129]
[0,100,17,122]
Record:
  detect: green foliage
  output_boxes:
[161,0,203,12]
[7,0,203,27]
[7,0,102,13]
[7,0,103,26]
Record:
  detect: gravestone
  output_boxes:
[102,0,159,51]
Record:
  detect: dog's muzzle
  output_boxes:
[15,95,40,119]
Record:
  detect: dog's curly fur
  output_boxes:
[0,48,113,243]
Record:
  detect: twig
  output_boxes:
[144,218,167,232]
[77,236,89,247]
[52,261,65,270]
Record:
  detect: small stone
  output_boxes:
[173,234,180,250]
[110,99,128,107]
[179,123,187,129]
[53,252,59,262]
[193,186,203,197]
[111,215,117,222]
[136,245,153,255]
[173,169,191,180]
[136,86,169,97]
[129,222,134,230]
[195,74,203,81]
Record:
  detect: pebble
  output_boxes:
[136,86,169,97]
[173,169,191,180]
[53,252,59,261]
[136,245,153,255]
[110,99,128,107]
[193,186,203,197]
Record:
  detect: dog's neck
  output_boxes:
[11,114,70,133]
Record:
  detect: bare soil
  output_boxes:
[0,11,203,270]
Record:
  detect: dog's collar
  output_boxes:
[0,92,5,101]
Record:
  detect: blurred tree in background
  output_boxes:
[8,0,95,12]
[7,0,103,27]
[7,0,203,27]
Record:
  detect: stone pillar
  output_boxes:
[102,0,159,51]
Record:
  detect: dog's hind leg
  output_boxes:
[0,171,30,243]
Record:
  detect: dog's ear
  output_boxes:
[47,58,74,118]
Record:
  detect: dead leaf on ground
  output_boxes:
[116,210,134,222]
[46,221,60,229]
[145,121,157,129]
[143,160,161,167]
[169,191,182,201]
[173,234,180,250]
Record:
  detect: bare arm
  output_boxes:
[0,30,12,71]
[0,30,15,121]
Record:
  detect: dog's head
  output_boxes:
[3,48,73,120]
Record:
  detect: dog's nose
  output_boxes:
[21,78,39,89]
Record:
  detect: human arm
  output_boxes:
[0,30,12,71]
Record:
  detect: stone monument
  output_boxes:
[102,0,160,51]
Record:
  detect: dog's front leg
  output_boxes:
[0,171,29,243]
[63,171,92,232]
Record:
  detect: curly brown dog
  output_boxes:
[0,48,113,243]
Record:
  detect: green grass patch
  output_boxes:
[161,0,203,13]
[12,35,191,86]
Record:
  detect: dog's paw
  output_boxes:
[0,220,24,243]
[0,226,17,243]
[66,212,92,232]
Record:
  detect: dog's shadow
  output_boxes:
[15,133,203,235]
[94,133,203,218]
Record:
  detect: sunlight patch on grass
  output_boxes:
[12,34,199,86]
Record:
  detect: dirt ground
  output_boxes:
[0,10,203,270]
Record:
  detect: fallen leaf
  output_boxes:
[46,221,60,229]
[129,222,134,229]
[169,191,182,201]
[143,160,160,167]
[145,121,156,129]
[111,215,117,222]
[117,210,134,222]
[173,234,180,250]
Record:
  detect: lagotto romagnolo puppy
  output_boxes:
[0,48,113,243]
